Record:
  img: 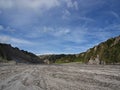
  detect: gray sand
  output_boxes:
[0,63,120,90]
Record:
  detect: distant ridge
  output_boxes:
[0,43,43,64]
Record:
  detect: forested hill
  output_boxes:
[39,35,120,64]
[0,43,43,64]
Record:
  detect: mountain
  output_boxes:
[40,35,120,64]
[0,43,43,64]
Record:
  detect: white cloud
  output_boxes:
[42,26,71,37]
[44,26,88,43]
[65,0,78,10]
[0,0,104,27]
[0,35,9,43]
[0,0,61,27]
[10,38,32,45]
[25,26,88,44]
[0,0,60,11]
[24,26,71,39]
[0,35,33,45]
[54,28,70,36]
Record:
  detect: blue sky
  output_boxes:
[0,0,120,55]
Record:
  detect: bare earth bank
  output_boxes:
[0,63,120,90]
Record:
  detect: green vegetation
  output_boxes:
[40,35,120,64]
[77,36,120,64]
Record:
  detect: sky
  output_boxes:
[0,0,120,55]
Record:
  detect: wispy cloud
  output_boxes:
[10,38,33,45]
[65,0,78,10]
[38,26,87,43]
[78,16,95,22]
[0,35,33,46]
[110,11,120,19]
[0,0,60,10]
[0,0,104,28]
[0,0,61,27]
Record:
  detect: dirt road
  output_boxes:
[0,63,120,90]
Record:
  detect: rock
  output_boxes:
[88,55,100,65]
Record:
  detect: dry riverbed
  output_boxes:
[0,63,120,90]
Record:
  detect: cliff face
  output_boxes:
[0,43,43,64]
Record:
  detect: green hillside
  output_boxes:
[40,35,120,64]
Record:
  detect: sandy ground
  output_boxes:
[0,63,120,90]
